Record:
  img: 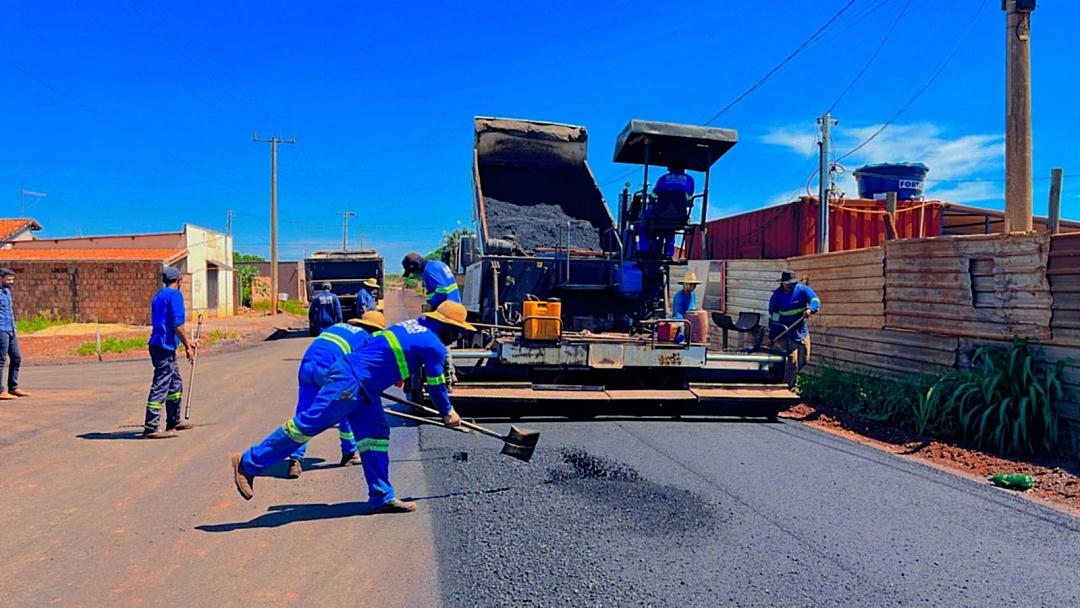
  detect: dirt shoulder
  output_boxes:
[18,312,309,365]
[781,402,1080,518]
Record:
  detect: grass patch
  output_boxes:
[797,361,937,428]
[252,300,307,316]
[201,329,242,346]
[76,337,146,356]
[17,312,75,334]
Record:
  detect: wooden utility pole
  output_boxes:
[1004,0,1035,233]
[253,133,295,314]
[1048,168,1063,235]
[337,211,355,252]
[885,191,898,240]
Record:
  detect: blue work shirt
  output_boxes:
[357,287,377,314]
[422,260,460,308]
[672,289,697,319]
[300,323,375,387]
[768,284,821,341]
[309,291,343,331]
[344,317,452,416]
[0,286,14,332]
[654,170,695,199]
[148,287,186,351]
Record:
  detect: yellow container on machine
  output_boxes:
[523,299,562,341]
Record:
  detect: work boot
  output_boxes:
[231,453,255,500]
[10,389,30,397]
[369,498,417,514]
[141,430,177,439]
[167,422,194,431]
[340,451,361,467]
[0,391,16,400]
[287,459,302,479]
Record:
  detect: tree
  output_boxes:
[233,252,265,262]
[427,227,472,271]
[236,265,260,307]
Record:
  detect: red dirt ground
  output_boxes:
[781,402,1080,517]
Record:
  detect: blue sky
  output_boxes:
[2,0,1076,265]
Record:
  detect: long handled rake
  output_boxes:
[183,313,204,420]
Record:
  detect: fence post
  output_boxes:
[1048,168,1063,235]
[885,192,898,240]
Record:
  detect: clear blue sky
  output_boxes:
[2,0,1076,265]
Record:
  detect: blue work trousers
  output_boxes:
[288,358,358,462]
[241,365,394,507]
[144,345,183,433]
[0,330,21,393]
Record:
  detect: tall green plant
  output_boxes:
[920,337,1070,456]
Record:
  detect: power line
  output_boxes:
[700,0,861,126]
[837,0,991,162]
[828,0,912,113]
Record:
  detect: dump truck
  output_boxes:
[415,117,798,419]
[304,250,385,329]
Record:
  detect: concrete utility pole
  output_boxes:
[253,133,295,314]
[226,209,234,238]
[1004,0,1035,233]
[20,184,46,218]
[358,234,367,250]
[817,113,837,253]
[337,211,355,252]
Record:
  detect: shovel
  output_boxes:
[381,392,540,462]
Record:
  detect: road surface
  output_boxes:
[2,290,1079,606]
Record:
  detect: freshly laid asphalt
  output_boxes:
[2,289,1079,606]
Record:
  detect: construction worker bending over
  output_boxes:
[308,282,343,335]
[357,278,379,315]
[142,267,198,439]
[768,271,820,389]
[285,311,387,479]
[401,252,459,312]
[232,301,475,514]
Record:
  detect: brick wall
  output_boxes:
[8,261,172,324]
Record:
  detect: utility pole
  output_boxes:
[358,234,367,250]
[20,184,46,218]
[817,113,837,253]
[337,211,355,252]
[226,209,234,238]
[1004,0,1035,233]
[253,133,295,314]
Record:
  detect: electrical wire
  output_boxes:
[828,0,912,113]
[700,0,862,126]
[837,0,991,162]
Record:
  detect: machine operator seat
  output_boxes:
[649,190,694,230]
[712,312,762,351]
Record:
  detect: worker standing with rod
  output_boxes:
[767,271,820,389]
[231,301,475,514]
[142,267,199,439]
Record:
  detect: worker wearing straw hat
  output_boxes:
[232,301,475,514]
[357,278,379,315]
[283,311,387,480]
[672,272,701,320]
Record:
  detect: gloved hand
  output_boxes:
[443,409,461,427]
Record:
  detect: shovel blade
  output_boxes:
[499,425,540,462]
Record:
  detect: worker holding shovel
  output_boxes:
[767,271,820,389]
[232,301,475,514]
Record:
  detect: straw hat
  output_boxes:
[679,272,702,285]
[348,311,386,332]
[422,301,477,332]
[362,278,379,289]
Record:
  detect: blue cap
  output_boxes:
[162,267,181,282]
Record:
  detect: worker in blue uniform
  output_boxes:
[768,271,821,389]
[143,267,198,439]
[308,282,343,335]
[232,300,476,514]
[285,310,387,479]
[357,278,379,315]
[650,161,696,258]
[671,272,701,344]
[401,252,460,310]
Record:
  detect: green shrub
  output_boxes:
[920,337,1073,456]
[17,312,75,334]
[797,360,936,426]
[76,337,147,356]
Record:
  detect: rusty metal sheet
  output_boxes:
[448,386,611,401]
[500,342,589,366]
[587,343,624,369]
[622,344,706,368]
[604,390,697,401]
[690,385,797,401]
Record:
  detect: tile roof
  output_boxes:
[0,248,187,262]
[0,219,42,241]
